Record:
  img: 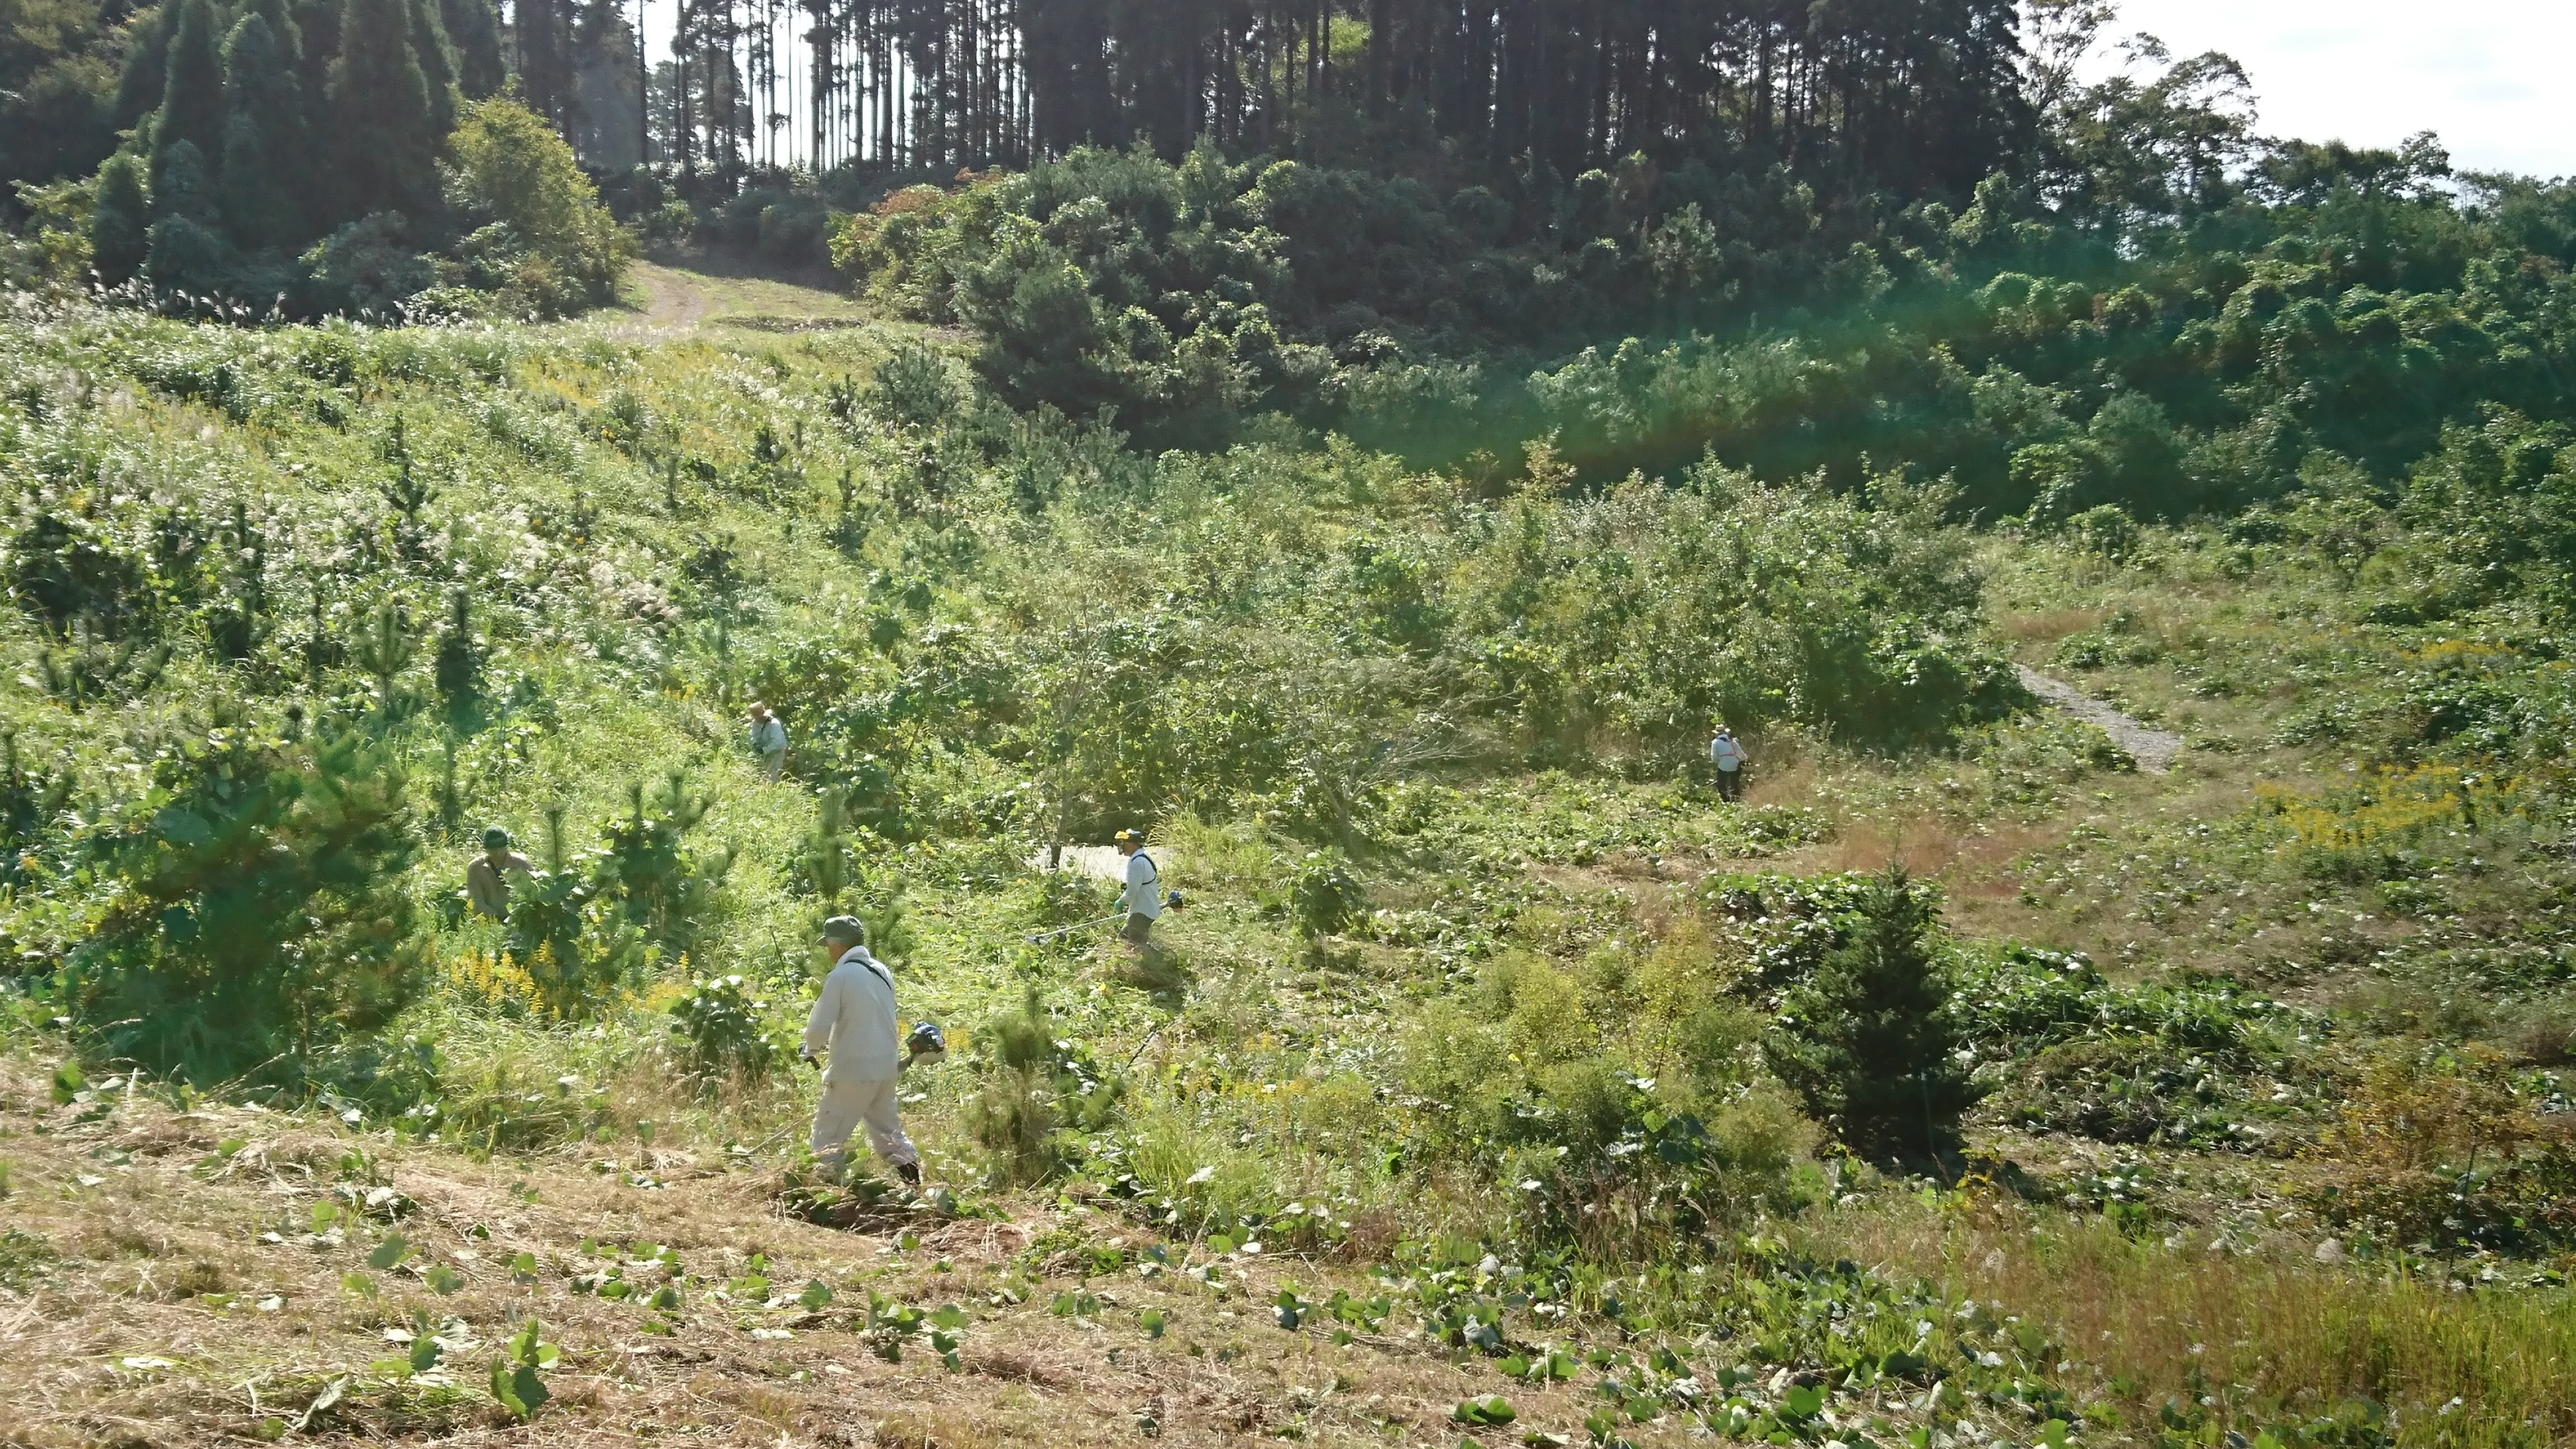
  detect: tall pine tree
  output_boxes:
[408,0,462,141]
[518,0,570,126]
[440,0,508,101]
[112,6,172,134]
[150,0,227,202]
[218,13,309,251]
[293,0,343,133]
[247,0,306,64]
[571,0,643,168]
[331,0,441,221]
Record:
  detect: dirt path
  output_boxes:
[632,262,710,327]
[2015,663,2185,773]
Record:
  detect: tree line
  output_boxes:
[673,0,2032,195]
[0,0,633,316]
[12,0,2036,211]
[83,0,511,287]
[1025,0,2029,191]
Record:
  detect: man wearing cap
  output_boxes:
[800,916,921,1187]
[1708,726,1749,804]
[465,827,535,920]
[1114,828,1162,948]
[749,702,789,783]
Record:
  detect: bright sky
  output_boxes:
[2092,0,2576,178]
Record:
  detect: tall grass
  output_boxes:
[1815,1197,2576,1448]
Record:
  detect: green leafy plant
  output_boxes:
[1283,848,1364,949]
[488,1318,559,1420]
[667,974,780,1080]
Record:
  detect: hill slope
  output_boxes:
[1,277,2572,1447]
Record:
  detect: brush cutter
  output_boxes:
[1023,911,1124,944]
[1022,890,1184,944]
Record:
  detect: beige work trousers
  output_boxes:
[810,1075,916,1178]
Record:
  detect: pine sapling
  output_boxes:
[1765,865,1979,1168]
[352,602,417,714]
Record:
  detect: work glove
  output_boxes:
[798,1049,818,1069]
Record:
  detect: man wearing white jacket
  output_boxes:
[1114,828,1162,947]
[800,916,920,1187]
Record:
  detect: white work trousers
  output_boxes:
[810,1075,917,1176]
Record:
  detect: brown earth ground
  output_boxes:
[0,1059,1719,1448]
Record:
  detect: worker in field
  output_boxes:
[748,702,788,782]
[465,826,535,920]
[1115,828,1163,949]
[1709,725,1749,803]
[800,915,921,1188]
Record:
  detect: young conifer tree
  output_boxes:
[331,0,440,221]
[217,13,307,250]
[150,0,227,204]
[68,718,429,1084]
[1766,865,1981,1165]
[89,152,151,284]
[441,0,508,100]
[433,589,484,710]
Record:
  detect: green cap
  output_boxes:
[820,915,868,947]
[482,826,511,850]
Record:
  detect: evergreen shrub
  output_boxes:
[58,712,427,1084]
[1764,865,1979,1165]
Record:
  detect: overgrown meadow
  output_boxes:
[1,285,2571,1446]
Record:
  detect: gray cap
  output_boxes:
[820,915,868,947]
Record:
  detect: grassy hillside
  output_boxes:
[1,279,2571,1447]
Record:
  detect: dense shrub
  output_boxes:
[440,97,637,317]
[1406,920,1815,1248]
[823,111,2576,522]
[2303,1046,2576,1251]
[299,211,433,318]
[705,186,839,270]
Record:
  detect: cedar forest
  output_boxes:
[1,0,2573,1444]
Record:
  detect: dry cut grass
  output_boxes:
[0,1055,1699,1448]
